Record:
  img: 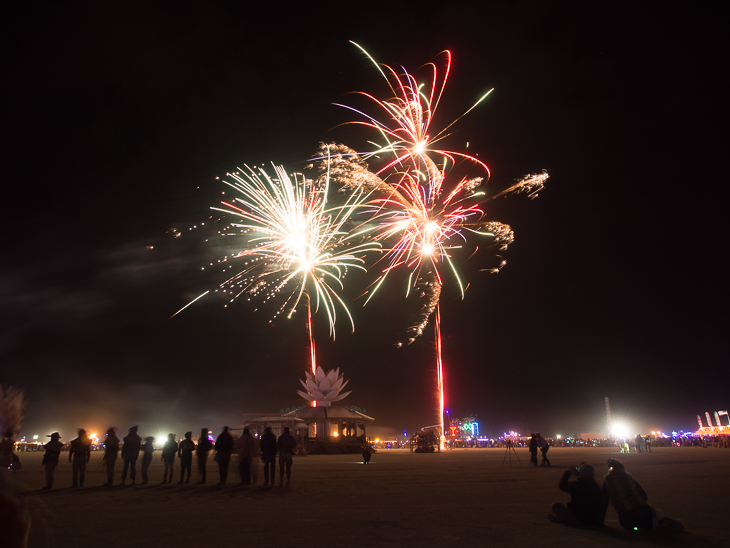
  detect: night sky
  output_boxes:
[3,2,726,441]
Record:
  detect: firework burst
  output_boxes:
[175,162,380,372]
[327,44,548,444]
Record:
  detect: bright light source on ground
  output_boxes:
[612,421,631,439]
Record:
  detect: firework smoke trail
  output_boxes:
[174,162,380,375]
[331,45,548,443]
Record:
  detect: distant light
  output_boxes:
[33,435,38,440]
[612,421,631,439]
[557,435,561,439]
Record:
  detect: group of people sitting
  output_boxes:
[547,458,684,532]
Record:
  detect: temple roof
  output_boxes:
[296,406,374,421]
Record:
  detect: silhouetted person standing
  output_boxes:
[537,433,551,466]
[121,425,142,485]
[362,446,371,464]
[277,427,296,487]
[528,434,539,466]
[260,427,277,487]
[102,427,119,486]
[214,426,233,485]
[251,433,260,485]
[196,428,213,484]
[635,434,643,453]
[161,433,177,484]
[238,427,254,485]
[69,429,91,487]
[177,432,194,484]
[140,436,155,484]
[42,432,63,490]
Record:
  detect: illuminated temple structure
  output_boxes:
[235,366,374,454]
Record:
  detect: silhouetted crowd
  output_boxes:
[8,425,299,490]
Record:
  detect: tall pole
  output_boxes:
[435,305,445,450]
[306,293,317,385]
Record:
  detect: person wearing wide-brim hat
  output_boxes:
[42,432,63,490]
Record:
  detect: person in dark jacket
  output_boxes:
[121,425,142,485]
[547,463,603,526]
[277,427,297,487]
[528,434,539,466]
[140,436,155,484]
[196,428,213,484]
[536,433,551,466]
[102,427,120,486]
[177,431,195,484]
[237,427,254,486]
[68,429,91,487]
[601,458,683,531]
[42,432,63,490]
[161,433,177,484]
[259,427,277,487]
[214,426,233,485]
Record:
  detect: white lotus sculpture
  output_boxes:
[297,366,352,407]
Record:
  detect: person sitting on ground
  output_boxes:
[601,458,683,531]
[547,463,603,526]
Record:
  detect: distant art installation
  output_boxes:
[297,366,352,407]
[696,410,729,434]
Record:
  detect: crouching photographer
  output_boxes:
[547,463,603,526]
[601,458,683,531]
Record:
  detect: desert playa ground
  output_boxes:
[4,446,729,547]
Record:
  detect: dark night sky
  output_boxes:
[2,2,726,441]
